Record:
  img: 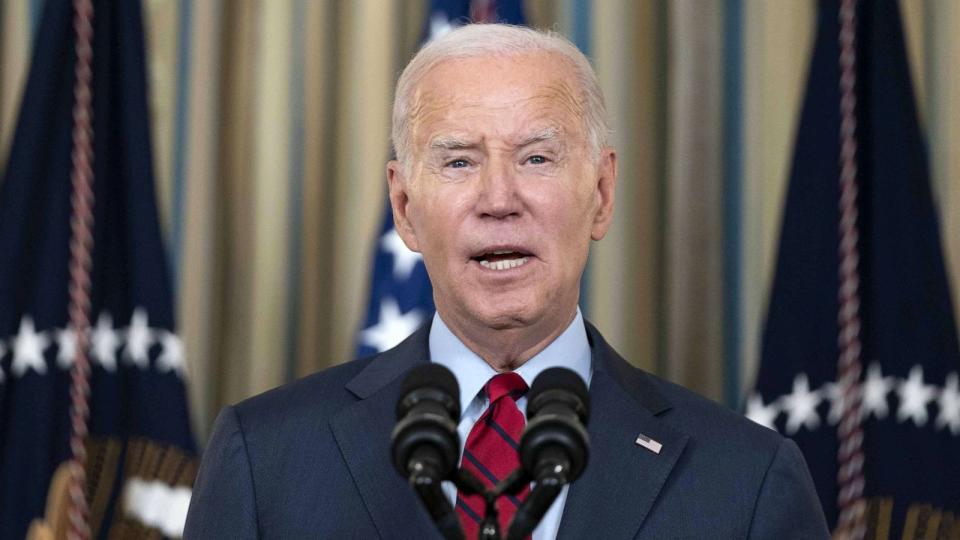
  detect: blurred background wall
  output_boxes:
[1,0,958,445]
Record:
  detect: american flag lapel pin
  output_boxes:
[635,433,663,455]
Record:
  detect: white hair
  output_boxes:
[391,24,611,172]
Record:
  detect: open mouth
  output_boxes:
[472,249,532,271]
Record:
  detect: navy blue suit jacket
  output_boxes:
[184,322,829,539]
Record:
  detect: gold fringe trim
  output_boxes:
[27,436,198,540]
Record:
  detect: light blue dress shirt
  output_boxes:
[430,309,593,540]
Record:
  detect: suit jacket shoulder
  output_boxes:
[232,354,375,436]
[561,323,829,539]
[184,327,439,539]
[644,368,785,463]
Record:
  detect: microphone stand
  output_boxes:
[505,447,569,540]
[450,465,565,540]
[411,461,520,540]
[503,479,562,540]
[454,468,500,540]
[408,446,466,540]
[450,467,530,540]
[414,446,576,539]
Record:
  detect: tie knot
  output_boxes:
[486,372,527,403]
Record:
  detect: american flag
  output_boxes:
[355,0,527,359]
[748,1,960,537]
[0,0,196,537]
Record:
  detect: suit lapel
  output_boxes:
[329,325,443,540]
[557,326,689,540]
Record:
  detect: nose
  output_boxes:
[476,159,522,219]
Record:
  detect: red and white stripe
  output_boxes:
[66,0,96,538]
[835,0,867,538]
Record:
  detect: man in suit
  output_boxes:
[184,24,829,539]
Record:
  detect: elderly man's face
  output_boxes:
[388,51,615,340]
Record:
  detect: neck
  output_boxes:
[437,307,578,372]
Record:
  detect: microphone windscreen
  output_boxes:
[397,363,461,419]
[528,367,589,418]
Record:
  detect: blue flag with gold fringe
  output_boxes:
[748,0,960,536]
[0,0,196,537]
[355,0,526,359]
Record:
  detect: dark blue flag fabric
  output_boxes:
[748,0,960,536]
[0,0,196,537]
[355,0,526,359]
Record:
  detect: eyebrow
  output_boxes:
[426,126,563,152]
[428,135,478,151]
[515,126,562,147]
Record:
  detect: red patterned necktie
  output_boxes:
[456,372,530,538]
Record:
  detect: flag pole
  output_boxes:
[834,0,866,537]
[65,0,96,538]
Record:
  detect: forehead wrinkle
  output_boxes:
[409,93,489,156]
[541,79,586,125]
[409,65,588,155]
[407,87,455,151]
[511,84,587,147]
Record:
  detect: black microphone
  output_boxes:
[507,367,590,540]
[391,364,464,540]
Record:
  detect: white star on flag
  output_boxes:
[429,12,454,40]
[156,331,186,377]
[381,228,422,281]
[934,372,960,435]
[124,308,153,369]
[896,365,936,426]
[861,362,894,420]
[744,394,780,431]
[11,316,49,377]
[361,297,423,353]
[781,374,822,435]
[91,313,120,372]
[56,326,78,369]
[822,381,848,426]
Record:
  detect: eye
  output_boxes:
[525,155,549,165]
[446,158,470,169]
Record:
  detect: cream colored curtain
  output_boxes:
[2,0,959,444]
[0,1,32,169]
[739,0,816,397]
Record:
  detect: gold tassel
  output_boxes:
[25,462,73,540]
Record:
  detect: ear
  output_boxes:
[386,160,422,252]
[590,148,617,241]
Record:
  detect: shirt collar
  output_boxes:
[429,308,592,417]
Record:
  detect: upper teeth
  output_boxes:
[480,257,529,271]
[491,250,513,255]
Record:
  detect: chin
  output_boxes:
[470,300,540,330]
[480,313,530,331]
